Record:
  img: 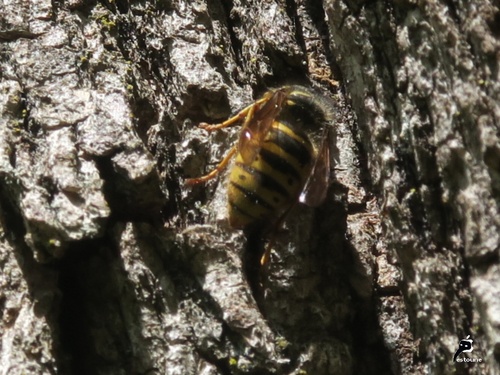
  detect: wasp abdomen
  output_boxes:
[228,121,315,229]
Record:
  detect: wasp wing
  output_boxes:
[299,127,332,207]
[238,89,287,164]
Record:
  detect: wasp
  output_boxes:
[186,85,334,265]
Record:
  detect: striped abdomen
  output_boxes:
[227,121,315,229]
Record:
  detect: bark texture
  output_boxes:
[0,0,498,374]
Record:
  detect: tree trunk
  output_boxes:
[0,0,498,374]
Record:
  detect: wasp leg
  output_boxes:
[260,239,274,266]
[185,145,237,185]
[199,97,268,131]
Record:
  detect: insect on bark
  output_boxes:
[186,85,335,265]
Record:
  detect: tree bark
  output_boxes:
[0,0,498,374]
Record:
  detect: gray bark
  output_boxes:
[0,0,498,374]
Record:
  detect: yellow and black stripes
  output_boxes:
[185,85,333,268]
[227,120,315,229]
[258,148,302,183]
[185,84,333,241]
[264,123,313,167]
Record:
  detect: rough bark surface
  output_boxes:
[0,0,498,374]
